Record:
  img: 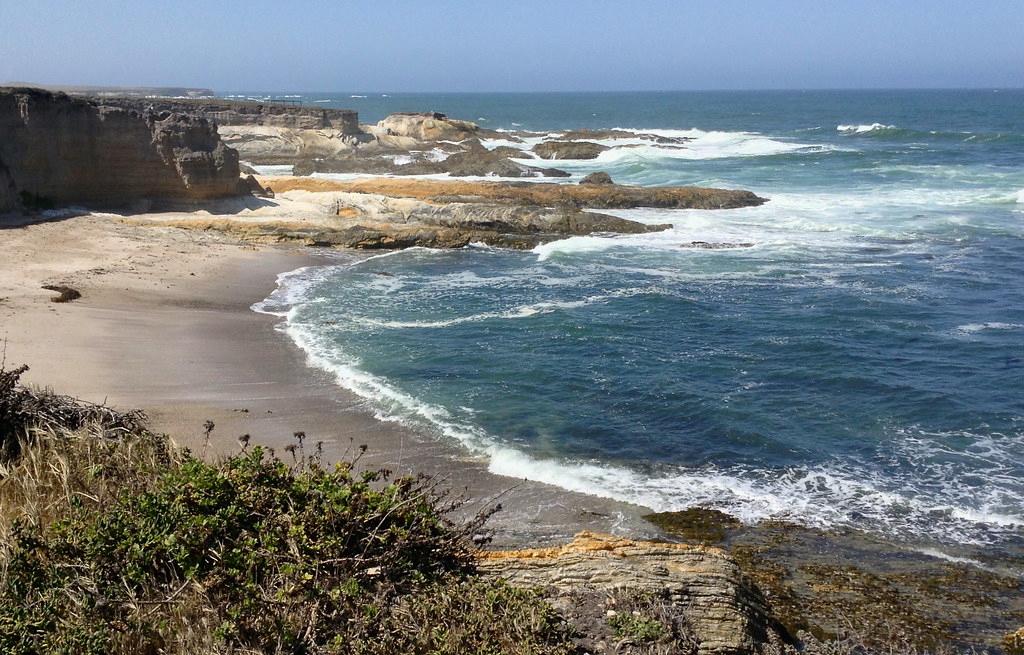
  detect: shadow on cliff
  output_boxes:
[0,195,279,230]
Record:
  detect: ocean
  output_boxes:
[251,90,1024,552]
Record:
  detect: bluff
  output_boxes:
[0,87,243,213]
[97,97,360,132]
[480,532,787,655]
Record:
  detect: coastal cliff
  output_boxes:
[481,532,786,655]
[98,96,360,132]
[0,87,243,212]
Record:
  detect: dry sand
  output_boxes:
[0,211,656,546]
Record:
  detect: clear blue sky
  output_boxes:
[1,0,1021,92]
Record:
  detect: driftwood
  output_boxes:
[41,285,81,303]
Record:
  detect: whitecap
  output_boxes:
[955,322,1023,334]
[837,123,898,134]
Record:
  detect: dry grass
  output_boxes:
[0,424,173,551]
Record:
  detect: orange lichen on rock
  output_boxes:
[259,176,766,210]
[480,530,724,560]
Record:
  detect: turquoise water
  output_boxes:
[254,91,1024,549]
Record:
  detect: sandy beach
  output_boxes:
[0,212,656,546]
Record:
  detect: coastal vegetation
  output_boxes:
[0,364,575,655]
[3,364,1019,654]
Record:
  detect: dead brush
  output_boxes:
[1,363,147,461]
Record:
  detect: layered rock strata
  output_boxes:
[480,532,785,655]
[96,97,359,131]
[263,177,768,211]
[0,87,244,212]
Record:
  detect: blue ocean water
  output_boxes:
[254,91,1024,548]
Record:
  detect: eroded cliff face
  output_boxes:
[0,87,242,212]
[0,161,16,213]
[480,532,787,655]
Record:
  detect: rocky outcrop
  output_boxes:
[97,97,360,131]
[239,174,274,198]
[219,125,365,162]
[292,140,571,179]
[264,177,768,211]
[376,112,479,141]
[314,192,668,249]
[135,187,672,251]
[441,142,570,177]
[580,172,615,185]
[479,532,784,655]
[533,140,609,160]
[0,87,244,211]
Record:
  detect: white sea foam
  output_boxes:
[485,445,1023,545]
[503,127,832,164]
[837,123,898,134]
[353,289,656,329]
[535,184,1024,261]
[255,261,1024,547]
[955,322,1023,334]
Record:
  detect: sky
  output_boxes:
[1,0,1022,92]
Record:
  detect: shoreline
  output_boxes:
[3,211,1022,646]
[0,213,658,547]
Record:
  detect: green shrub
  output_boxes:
[1,436,507,654]
[608,611,668,642]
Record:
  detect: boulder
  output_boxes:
[239,174,274,198]
[579,171,614,185]
[533,140,609,160]
[377,112,479,141]
[442,145,569,178]
[0,87,245,210]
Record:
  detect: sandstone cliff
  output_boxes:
[0,87,243,212]
[96,97,360,132]
[480,532,787,655]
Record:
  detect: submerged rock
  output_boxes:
[580,171,615,185]
[442,144,570,178]
[294,141,571,179]
[560,128,692,145]
[533,140,609,160]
